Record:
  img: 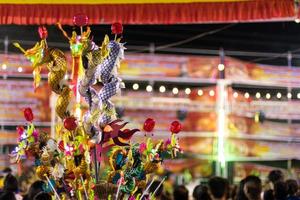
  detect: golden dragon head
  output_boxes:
[14,40,47,68]
[57,23,91,56]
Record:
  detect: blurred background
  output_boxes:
[0,0,300,193]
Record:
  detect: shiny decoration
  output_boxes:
[111,22,123,35]
[143,118,155,132]
[13,23,181,200]
[78,33,125,145]
[64,117,77,131]
[38,26,48,39]
[73,14,89,27]
[24,107,34,121]
[14,32,69,120]
[36,165,49,180]
[170,120,182,134]
[107,137,180,194]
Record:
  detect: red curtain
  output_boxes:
[0,0,295,25]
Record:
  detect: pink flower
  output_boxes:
[139,143,147,154]
[128,196,136,200]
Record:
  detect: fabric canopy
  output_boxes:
[0,0,296,25]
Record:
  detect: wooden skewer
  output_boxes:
[151,177,166,199]
[45,175,61,200]
[80,175,88,200]
[140,177,156,200]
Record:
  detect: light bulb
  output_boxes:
[197,89,203,96]
[244,92,250,99]
[172,88,179,95]
[185,88,191,95]
[209,90,215,97]
[132,83,139,90]
[276,92,282,99]
[218,63,225,71]
[17,67,23,72]
[2,64,7,70]
[146,85,153,92]
[287,93,292,99]
[233,92,238,98]
[159,86,166,93]
[255,92,261,99]
[266,93,271,99]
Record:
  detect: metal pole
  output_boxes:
[4,36,8,55]
[287,52,292,125]
[216,79,229,177]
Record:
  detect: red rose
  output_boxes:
[24,108,34,122]
[169,120,182,134]
[73,14,88,26]
[143,118,155,132]
[38,26,48,39]
[111,22,123,35]
[63,117,77,131]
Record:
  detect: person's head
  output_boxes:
[2,167,12,175]
[286,179,298,196]
[263,189,274,200]
[173,185,189,200]
[243,176,262,200]
[236,179,247,200]
[274,181,287,200]
[0,191,16,200]
[230,185,238,200]
[27,180,45,200]
[33,192,51,200]
[208,177,229,200]
[148,180,164,198]
[268,170,284,184]
[3,174,18,193]
[193,185,211,200]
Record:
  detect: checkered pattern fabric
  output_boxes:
[96,41,120,84]
[99,77,118,102]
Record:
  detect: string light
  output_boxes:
[172,87,179,95]
[1,64,7,70]
[17,67,23,73]
[218,63,225,71]
[132,83,139,90]
[276,92,282,99]
[159,86,166,93]
[197,89,203,96]
[209,90,215,97]
[146,85,153,92]
[297,93,300,99]
[185,88,191,95]
[244,92,249,99]
[255,92,261,99]
[266,93,271,99]
[233,92,238,98]
[287,93,292,99]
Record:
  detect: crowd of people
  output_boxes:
[151,170,300,200]
[0,167,51,200]
[0,168,299,200]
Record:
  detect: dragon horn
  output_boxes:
[13,43,26,54]
[56,22,70,40]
